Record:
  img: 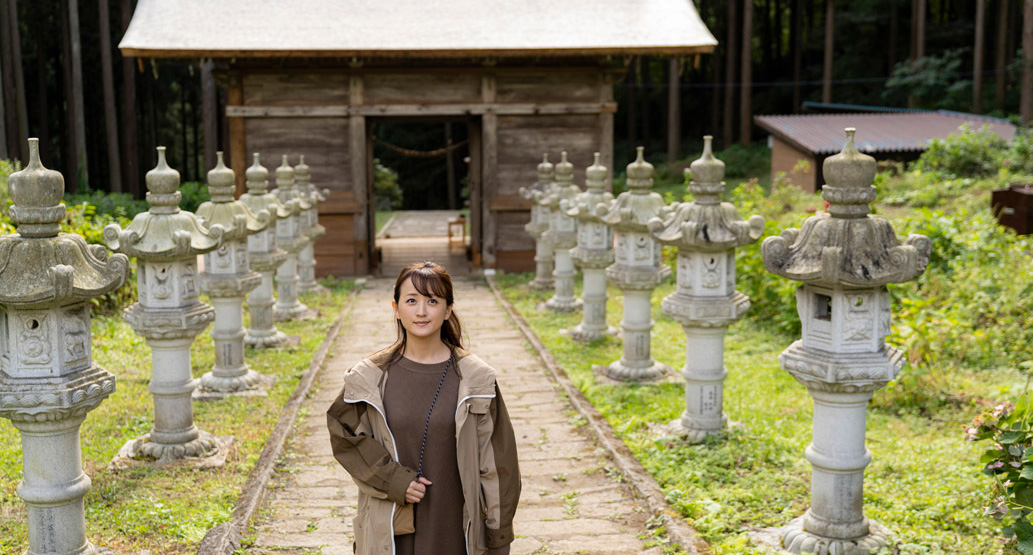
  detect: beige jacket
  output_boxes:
[326,348,521,555]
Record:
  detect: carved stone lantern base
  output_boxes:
[567,322,617,343]
[196,370,271,400]
[781,516,891,555]
[113,432,231,469]
[597,358,670,383]
[245,328,292,349]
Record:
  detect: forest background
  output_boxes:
[0,0,1029,196]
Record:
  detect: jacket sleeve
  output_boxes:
[326,391,417,506]
[481,383,521,549]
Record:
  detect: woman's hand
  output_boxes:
[405,476,432,504]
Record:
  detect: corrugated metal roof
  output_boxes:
[754,112,1017,155]
[119,0,717,59]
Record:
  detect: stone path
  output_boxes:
[247,277,663,555]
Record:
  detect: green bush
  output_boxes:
[714,142,770,179]
[65,189,148,219]
[373,158,402,210]
[178,181,211,213]
[911,124,1008,178]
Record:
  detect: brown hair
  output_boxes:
[387,261,464,363]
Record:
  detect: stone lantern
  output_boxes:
[295,155,328,294]
[567,152,615,342]
[544,151,582,312]
[104,147,228,463]
[648,136,764,442]
[761,128,930,554]
[195,152,269,396]
[271,156,309,321]
[0,139,128,555]
[596,147,672,382]
[520,154,555,290]
[239,153,290,349]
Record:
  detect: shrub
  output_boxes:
[967,396,1033,554]
[714,142,770,179]
[911,124,1008,178]
[65,189,148,219]
[373,158,402,210]
[178,181,211,213]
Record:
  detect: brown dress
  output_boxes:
[383,356,466,555]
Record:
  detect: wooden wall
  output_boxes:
[228,64,615,276]
[770,136,818,193]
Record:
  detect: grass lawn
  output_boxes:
[495,274,1007,554]
[0,279,353,555]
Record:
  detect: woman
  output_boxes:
[327,262,520,555]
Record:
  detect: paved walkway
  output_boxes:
[247,277,663,555]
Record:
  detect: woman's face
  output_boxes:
[393,277,452,341]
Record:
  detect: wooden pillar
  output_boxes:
[481,73,498,269]
[1022,0,1033,123]
[974,0,986,114]
[349,73,370,274]
[0,28,6,160]
[468,118,482,267]
[202,59,217,175]
[666,57,681,165]
[227,73,246,196]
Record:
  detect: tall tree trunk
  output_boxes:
[0,41,7,160]
[723,0,738,148]
[180,74,190,180]
[626,58,638,148]
[666,57,681,165]
[6,0,27,162]
[740,0,754,146]
[68,0,88,191]
[1022,0,1033,122]
[792,0,802,112]
[974,0,986,113]
[997,0,1010,111]
[889,3,898,74]
[823,0,834,103]
[0,0,18,158]
[640,58,651,150]
[35,22,49,162]
[120,0,139,196]
[202,59,217,173]
[774,0,783,62]
[910,0,918,61]
[761,0,772,69]
[61,0,77,186]
[915,0,927,59]
[98,0,122,191]
[445,122,456,209]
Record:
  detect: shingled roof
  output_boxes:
[754,112,1017,155]
[120,0,717,59]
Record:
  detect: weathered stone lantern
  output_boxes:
[762,128,930,554]
[544,151,582,312]
[240,153,290,348]
[648,136,764,441]
[567,152,615,342]
[104,147,227,463]
[596,147,672,382]
[195,152,269,396]
[520,154,555,290]
[271,155,309,321]
[295,155,328,294]
[0,139,128,555]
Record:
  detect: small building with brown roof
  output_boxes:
[754,111,1017,192]
[120,0,716,276]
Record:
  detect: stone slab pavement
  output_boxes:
[246,277,665,555]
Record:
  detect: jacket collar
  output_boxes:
[344,347,496,408]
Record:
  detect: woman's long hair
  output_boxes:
[387,261,464,363]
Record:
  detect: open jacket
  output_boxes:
[326,348,521,555]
